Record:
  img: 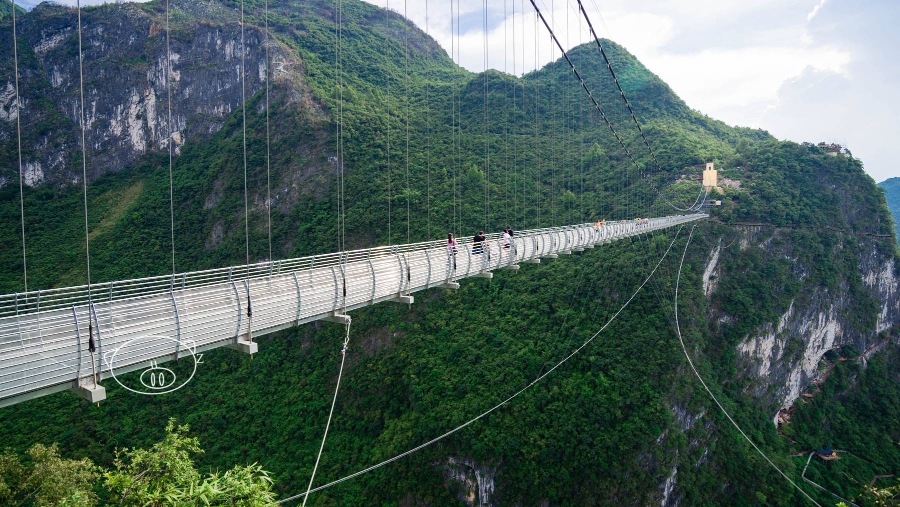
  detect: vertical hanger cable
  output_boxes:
[483,0,489,231]
[77,0,91,298]
[11,0,27,294]
[265,0,272,260]
[240,0,249,271]
[425,0,430,239]
[385,0,392,245]
[404,0,410,244]
[165,0,175,274]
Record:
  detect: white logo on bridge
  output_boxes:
[103,336,202,396]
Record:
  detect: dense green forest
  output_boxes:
[878,177,900,240]
[0,0,898,505]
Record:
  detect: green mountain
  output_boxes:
[0,0,25,22]
[879,177,900,240]
[0,0,898,505]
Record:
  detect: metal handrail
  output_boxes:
[0,214,706,406]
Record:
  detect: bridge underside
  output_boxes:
[0,214,705,408]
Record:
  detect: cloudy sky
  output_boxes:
[366,0,897,183]
[17,0,898,182]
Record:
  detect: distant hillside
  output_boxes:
[0,0,25,22]
[879,177,900,240]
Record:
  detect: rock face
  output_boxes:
[443,457,497,507]
[705,226,900,411]
[0,0,294,187]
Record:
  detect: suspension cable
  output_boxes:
[674,226,822,506]
[425,0,430,239]
[452,0,459,236]
[265,0,272,260]
[529,0,702,218]
[279,227,685,504]
[575,0,661,174]
[337,0,345,255]
[533,10,540,228]
[76,0,91,297]
[385,0,392,245]
[240,0,249,271]
[574,0,706,213]
[404,0,410,244]
[579,14,585,223]
[483,0,489,231]
[450,0,456,236]
[511,0,517,227]
[165,0,175,274]
[301,319,352,507]
[302,11,352,503]
[521,0,526,228]
[504,0,509,228]
[11,0,26,294]
[76,0,98,386]
[550,0,555,227]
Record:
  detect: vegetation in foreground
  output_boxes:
[0,419,276,506]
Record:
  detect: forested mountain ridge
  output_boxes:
[879,177,900,240]
[0,0,898,505]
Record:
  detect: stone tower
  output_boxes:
[702,162,718,189]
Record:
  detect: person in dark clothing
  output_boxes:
[447,233,457,270]
[472,231,486,254]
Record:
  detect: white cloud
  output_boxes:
[645,45,851,118]
[807,0,829,22]
[18,0,894,180]
[367,0,900,180]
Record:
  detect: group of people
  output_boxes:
[446,220,652,262]
[446,226,515,258]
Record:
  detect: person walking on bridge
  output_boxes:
[472,231,486,254]
[447,233,457,270]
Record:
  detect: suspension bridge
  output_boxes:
[0,0,709,408]
[0,0,833,504]
[0,214,703,408]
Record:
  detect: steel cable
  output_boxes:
[301,319,352,507]
[277,225,685,504]
[11,0,27,294]
[673,226,822,506]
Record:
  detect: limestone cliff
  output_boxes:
[704,224,899,412]
[0,0,303,187]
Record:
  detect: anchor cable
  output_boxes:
[301,319,352,507]
[279,227,684,503]
[673,226,822,506]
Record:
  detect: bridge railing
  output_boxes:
[0,214,705,407]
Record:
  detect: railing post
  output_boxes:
[339,259,347,311]
[169,289,181,359]
[368,251,376,302]
[425,247,432,287]
[330,266,340,313]
[402,253,411,294]
[465,244,472,277]
[89,303,103,376]
[230,278,241,339]
[292,271,302,325]
[72,306,82,380]
[394,252,404,294]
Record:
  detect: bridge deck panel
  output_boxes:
[0,215,705,407]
